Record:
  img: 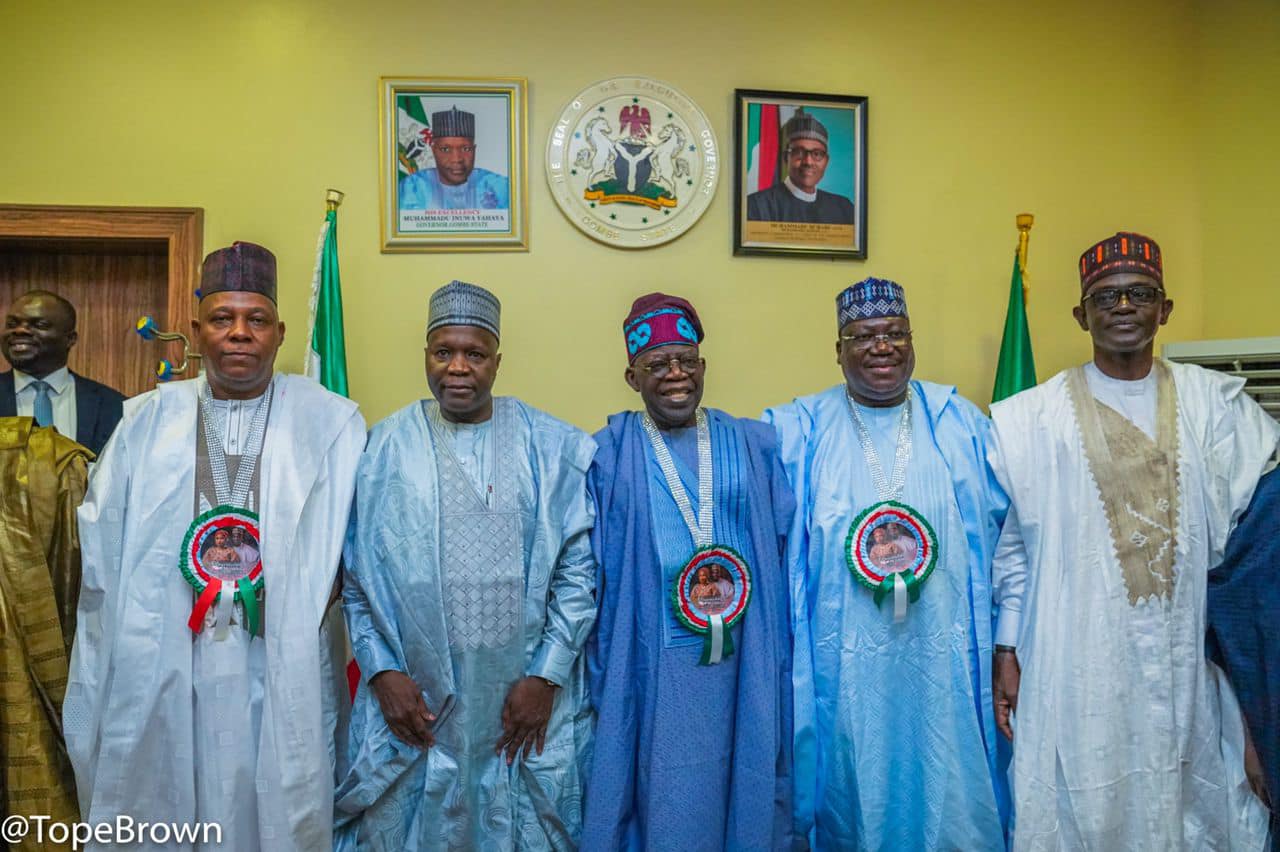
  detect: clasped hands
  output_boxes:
[369,670,557,764]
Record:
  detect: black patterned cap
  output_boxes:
[200,242,276,304]
[1079,232,1163,291]
[432,106,475,139]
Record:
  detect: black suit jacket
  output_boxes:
[0,368,126,456]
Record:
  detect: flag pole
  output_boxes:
[306,188,349,396]
[1016,212,1033,302]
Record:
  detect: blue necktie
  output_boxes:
[32,380,54,428]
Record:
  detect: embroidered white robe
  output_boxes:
[64,375,364,851]
[989,360,1279,850]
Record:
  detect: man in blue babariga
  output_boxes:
[584,292,795,851]
[765,277,1010,850]
[398,106,510,211]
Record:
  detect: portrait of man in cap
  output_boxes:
[746,110,856,225]
[398,104,510,212]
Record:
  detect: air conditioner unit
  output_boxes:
[1163,337,1280,423]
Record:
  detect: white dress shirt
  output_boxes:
[207,389,269,455]
[14,366,77,438]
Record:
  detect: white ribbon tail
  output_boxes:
[708,614,725,664]
[892,573,908,623]
[213,582,235,640]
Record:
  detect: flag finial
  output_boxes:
[326,188,345,211]
[1015,213,1034,296]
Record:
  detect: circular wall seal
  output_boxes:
[546,76,719,248]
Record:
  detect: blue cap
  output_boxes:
[836,278,907,329]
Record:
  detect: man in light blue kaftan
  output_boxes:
[583,293,795,851]
[335,281,597,851]
[764,278,1009,851]
[399,106,509,211]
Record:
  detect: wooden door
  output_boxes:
[0,206,203,398]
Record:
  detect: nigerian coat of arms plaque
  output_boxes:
[547,76,719,248]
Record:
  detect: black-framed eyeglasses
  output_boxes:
[636,356,703,378]
[839,330,913,352]
[1081,286,1164,310]
[786,147,828,162]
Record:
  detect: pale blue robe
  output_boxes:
[765,381,1009,851]
[399,168,509,210]
[335,397,596,851]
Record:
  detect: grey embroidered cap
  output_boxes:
[427,280,501,340]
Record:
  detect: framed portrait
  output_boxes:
[733,89,867,259]
[379,76,528,252]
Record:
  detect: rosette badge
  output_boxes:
[845,501,938,619]
[672,545,752,665]
[181,507,264,635]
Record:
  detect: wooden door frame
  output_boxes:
[0,204,203,338]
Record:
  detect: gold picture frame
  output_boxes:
[379,76,529,252]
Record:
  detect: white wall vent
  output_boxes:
[1163,337,1280,423]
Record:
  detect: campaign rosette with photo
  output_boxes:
[180,506,264,635]
[845,501,937,618]
[546,76,719,248]
[671,545,752,665]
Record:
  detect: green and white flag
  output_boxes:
[991,248,1036,404]
[397,95,433,175]
[305,201,348,397]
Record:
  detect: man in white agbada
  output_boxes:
[63,242,365,851]
[989,231,1280,850]
[335,281,597,851]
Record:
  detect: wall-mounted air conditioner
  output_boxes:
[1163,337,1280,423]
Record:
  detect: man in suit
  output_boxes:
[1,289,125,455]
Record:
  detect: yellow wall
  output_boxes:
[1197,0,1280,339]
[2,0,1264,430]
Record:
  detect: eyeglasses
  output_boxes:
[636,356,703,378]
[1081,285,1165,310]
[432,144,476,155]
[787,147,828,162]
[839,330,913,352]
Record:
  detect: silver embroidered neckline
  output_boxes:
[199,379,270,507]
[641,408,713,547]
[845,388,913,502]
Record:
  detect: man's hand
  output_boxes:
[1243,720,1272,809]
[495,676,557,765]
[369,670,436,749]
[993,648,1021,741]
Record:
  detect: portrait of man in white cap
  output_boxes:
[746,110,856,226]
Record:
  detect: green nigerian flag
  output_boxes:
[991,250,1036,404]
[305,204,349,397]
